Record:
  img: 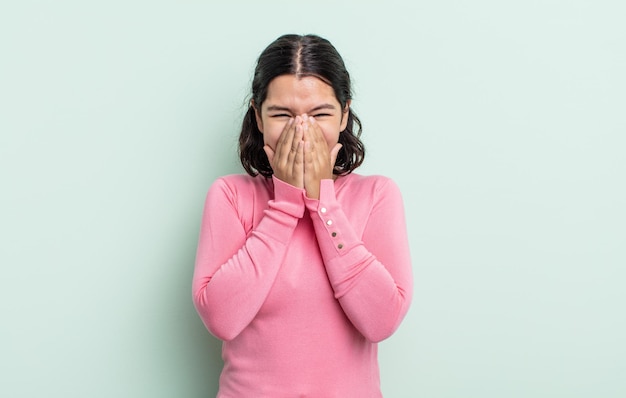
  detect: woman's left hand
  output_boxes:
[302,115,342,199]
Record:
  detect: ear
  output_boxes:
[339,99,352,131]
[252,101,264,133]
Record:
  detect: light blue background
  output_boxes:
[1,1,624,397]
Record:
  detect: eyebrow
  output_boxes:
[265,103,337,113]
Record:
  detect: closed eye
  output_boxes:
[313,113,332,118]
[270,114,291,118]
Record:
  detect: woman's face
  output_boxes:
[255,75,350,152]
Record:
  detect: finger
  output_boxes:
[308,120,330,163]
[294,118,304,145]
[292,124,303,152]
[276,117,297,166]
[293,140,304,174]
[307,117,327,149]
[303,131,315,161]
[275,117,295,155]
[283,123,300,164]
[303,117,321,151]
[303,139,314,168]
[276,117,294,148]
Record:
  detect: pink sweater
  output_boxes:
[193,173,413,397]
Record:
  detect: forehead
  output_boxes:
[263,75,339,110]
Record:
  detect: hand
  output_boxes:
[302,115,342,199]
[263,117,304,189]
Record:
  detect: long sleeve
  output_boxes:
[192,176,305,341]
[304,177,413,342]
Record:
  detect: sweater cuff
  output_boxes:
[270,176,306,219]
[305,179,363,261]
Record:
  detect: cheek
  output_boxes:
[262,122,285,149]
[317,123,341,149]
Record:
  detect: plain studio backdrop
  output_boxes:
[1,1,624,397]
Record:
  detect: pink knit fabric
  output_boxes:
[193,173,413,397]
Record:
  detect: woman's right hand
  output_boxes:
[263,116,304,189]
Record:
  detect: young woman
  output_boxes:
[193,34,413,397]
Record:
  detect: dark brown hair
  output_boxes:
[238,34,364,177]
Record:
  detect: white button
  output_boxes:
[321,207,327,213]
[326,220,333,226]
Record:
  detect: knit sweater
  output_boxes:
[192,173,413,397]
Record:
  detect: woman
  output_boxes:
[193,34,413,397]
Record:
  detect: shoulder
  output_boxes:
[339,173,400,197]
[336,173,406,224]
[211,173,270,190]
[207,174,272,202]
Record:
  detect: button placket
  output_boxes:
[321,206,343,250]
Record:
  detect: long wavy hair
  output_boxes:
[238,34,365,177]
